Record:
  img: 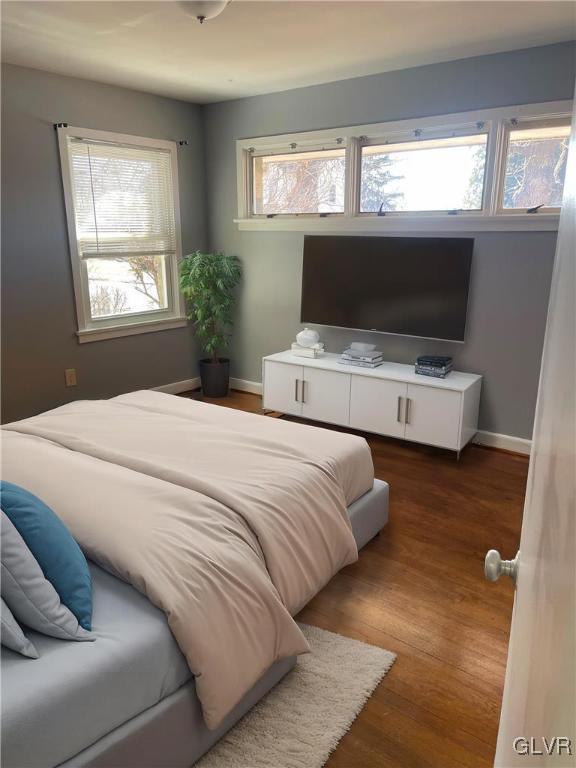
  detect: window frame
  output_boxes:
[357,124,490,216]
[235,100,572,232]
[58,126,187,343]
[494,115,572,215]
[250,140,348,216]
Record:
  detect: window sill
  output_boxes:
[234,214,560,233]
[77,316,188,344]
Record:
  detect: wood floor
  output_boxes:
[190,390,528,768]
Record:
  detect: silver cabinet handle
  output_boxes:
[301,380,306,404]
[405,397,412,425]
[397,396,403,423]
[294,379,300,403]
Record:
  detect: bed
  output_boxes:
[1,392,389,768]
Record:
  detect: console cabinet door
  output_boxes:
[404,384,462,449]
[349,376,408,438]
[301,368,351,426]
[263,361,303,416]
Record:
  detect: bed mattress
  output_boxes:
[1,480,389,768]
[1,565,191,768]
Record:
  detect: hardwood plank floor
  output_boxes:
[186,389,528,767]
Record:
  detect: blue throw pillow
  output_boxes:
[0,482,92,630]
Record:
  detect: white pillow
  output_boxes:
[1,512,94,642]
[0,596,38,658]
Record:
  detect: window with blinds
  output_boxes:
[59,127,184,340]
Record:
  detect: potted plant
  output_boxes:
[179,251,242,398]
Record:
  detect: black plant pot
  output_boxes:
[199,358,230,398]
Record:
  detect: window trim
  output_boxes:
[235,100,572,231]
[58,126,187,342]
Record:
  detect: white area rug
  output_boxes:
[196,624,396,768]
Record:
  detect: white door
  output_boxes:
[301,368,351,426]
[349,376,407,438]
[262,361,303,416]
[492,100,575,767]
[403,384,461,450]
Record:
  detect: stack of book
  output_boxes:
[339,348,383,368]
[415,355,453,378]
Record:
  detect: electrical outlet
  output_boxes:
[65,368,77,387]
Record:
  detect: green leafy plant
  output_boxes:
[179,251,242,363]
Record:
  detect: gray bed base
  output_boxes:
[58,479,389,768]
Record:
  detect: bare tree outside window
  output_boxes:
[90,285,129,318]
[253,149,345,214]
[86,254,168,319]
[126,254,166,308]
[503,125,570,209]
[462,145,487,210]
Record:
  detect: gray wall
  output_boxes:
[2,44,575,436]
[203,42,576,439]
[1,64,207,422]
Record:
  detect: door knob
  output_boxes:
[484,550,519,584]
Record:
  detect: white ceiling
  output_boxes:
[1,1,575,103]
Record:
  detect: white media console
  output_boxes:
[262,351,482,453]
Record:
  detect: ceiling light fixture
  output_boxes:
[178,1,230,24]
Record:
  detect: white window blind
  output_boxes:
[67,138,177,259]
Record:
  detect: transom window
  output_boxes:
[252,147,346,215]
[501,120,571,211]
[236,101,572,231]
[360,133,488,213]
[58,127,185,342]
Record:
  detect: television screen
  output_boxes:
[301,235,473,342]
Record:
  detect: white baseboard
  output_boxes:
[230,377,263,395]
[153,377,261,396]
[473,430,531,455]
[152,377,200,395]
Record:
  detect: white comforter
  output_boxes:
[1,391,373,727]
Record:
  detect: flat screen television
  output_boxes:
[301,235,473,342]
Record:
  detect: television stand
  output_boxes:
[262,351,482,453]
